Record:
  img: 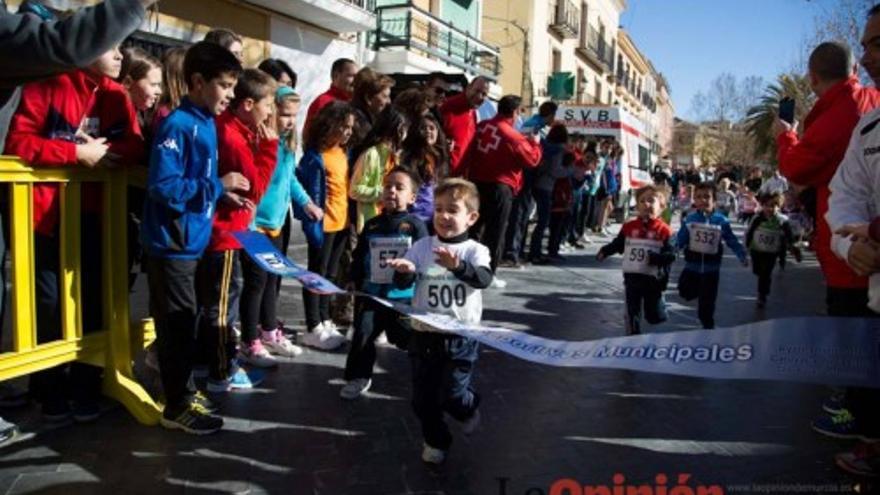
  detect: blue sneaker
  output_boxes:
[229,367,266,390]
[812,409,879,442]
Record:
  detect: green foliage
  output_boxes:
[744,73,815,164]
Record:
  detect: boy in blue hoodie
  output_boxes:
[142,42,244,434]
[676,182,748,329]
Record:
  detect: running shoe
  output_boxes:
[836,442,880,478]
[339,378,372,400]
[160,403,223,435]
[238,339,278,368]
[812,409,879,442]
[421,443,446,464]
[261,328,304,357]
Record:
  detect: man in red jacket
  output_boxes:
[774,41,880,315]
[198,69,278,392]
[462,95,542,276]
[774,40,880,448]
[440,76,490,175]
[304,58,357,134]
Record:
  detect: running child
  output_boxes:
[388,178,492,465]
[745,192,802,308]
[676,182,748,329]
[597,185,675,335]
[340,167,428,399]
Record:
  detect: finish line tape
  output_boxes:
[234,231,880,388]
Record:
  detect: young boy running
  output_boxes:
[340,167,428,399]
[676,182,748,329]
[389,178,492,465]
[597,185,675,335]
[745,192,801,308]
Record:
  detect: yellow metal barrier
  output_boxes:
[0,157,160,425]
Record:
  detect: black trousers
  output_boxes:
[751,251,777,298]
[827,286,880,435]
[196,250,241,381]
[146,256,198,411]
[548,211,569,256]
[678,269,720,329]
[303,230,347,329]
[240,234,282,344]
[409,333,480,451]
[624,284,667,335]
[473,182,513,272]
[30,215,103,409]
[343,296,410,381]
[504,184,534,263]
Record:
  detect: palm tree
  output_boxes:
[744,73,815,163]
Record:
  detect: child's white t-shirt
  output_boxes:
[404,236,491,325]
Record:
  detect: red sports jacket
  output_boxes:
[777,76,880,288]
[207,110,278,252]
[462,114,542,194]
[304,86,352,136]
[439,93,477,175]
[5,70,143,236]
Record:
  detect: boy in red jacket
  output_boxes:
[5,45,143,423]
[197,69,278,393]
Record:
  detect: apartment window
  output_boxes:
[552,48,562,72]
[595,79,601,103]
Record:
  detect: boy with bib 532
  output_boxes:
[676,182,748,329]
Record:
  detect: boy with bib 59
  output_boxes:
[597,185,675,335]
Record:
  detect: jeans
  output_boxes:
[528,188,552,259]
[504,183,534,263]
[409,332,480,451]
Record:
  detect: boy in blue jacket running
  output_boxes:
[676,182,748,329]
[142,42,244,434]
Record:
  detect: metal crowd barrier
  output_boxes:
[0,157,160,425]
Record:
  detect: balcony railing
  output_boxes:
[549,0,580,39]
[576,26,613,71]
[373,3,501,79]
[341,0,376,9]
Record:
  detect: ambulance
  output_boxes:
[554,105,655,206]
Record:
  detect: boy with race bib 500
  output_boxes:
[745,192,802,309]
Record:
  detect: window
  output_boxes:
[595,80,601,103]
[638,145,650,171]
[577,68,586,103]
[552,48,562,72]
[580,1,589,46]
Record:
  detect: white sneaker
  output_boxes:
[339,378,372,400]
[237,339,278,368]
[321,320,348,342]
[301,325,345,351]
[491,277,507,289]
[461,409,481,436]
[375,331,389,346]
[579,234,594,245]
[260,329,304,357]
[421,443,446,464]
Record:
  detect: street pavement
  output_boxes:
[0,222,871,495]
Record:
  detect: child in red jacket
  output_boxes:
[5,45,143,423]
[196,69,278,393]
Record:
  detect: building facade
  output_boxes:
[481,0,625,110]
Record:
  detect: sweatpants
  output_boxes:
[624,284,667,335]
[196,250,241,382]
[678,268,720,329]
[343,296,410,381]
[750,251,778,298]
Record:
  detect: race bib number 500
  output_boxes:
[688,223,722,254]
[753,227,781,254]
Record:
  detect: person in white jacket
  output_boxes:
[824,3,880,477]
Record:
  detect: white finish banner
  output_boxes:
[236,232,880,388]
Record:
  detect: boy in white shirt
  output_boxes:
[389,178,493,465]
